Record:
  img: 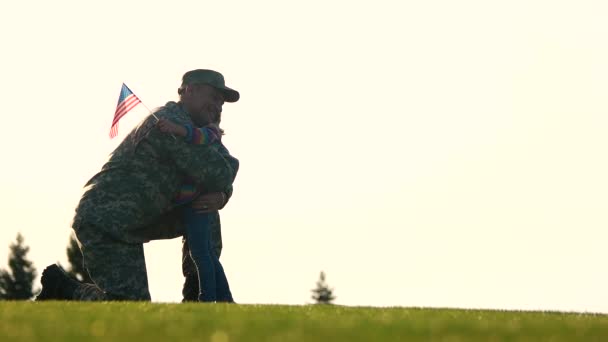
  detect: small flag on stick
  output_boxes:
[110,83,142,139]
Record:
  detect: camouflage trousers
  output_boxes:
[72,223,151,301]
[71,212,223,301]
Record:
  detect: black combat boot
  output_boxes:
[35,264,80,301]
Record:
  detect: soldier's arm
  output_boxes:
[214,142,238,209]
[219,185,233,210]
[150,126,236,192]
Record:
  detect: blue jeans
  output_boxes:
[183,206,233,302]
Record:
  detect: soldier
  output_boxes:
[36,69,239,301]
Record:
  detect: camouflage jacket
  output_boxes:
[72,101,238,244]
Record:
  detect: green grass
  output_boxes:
[1,302,607,341]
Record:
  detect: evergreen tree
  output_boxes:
[65,233,92,283]
[0,269,10,299]
[0,233,37,300]
[311,271,336,304]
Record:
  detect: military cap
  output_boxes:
[180,69,240,103]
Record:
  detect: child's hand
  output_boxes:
[157,118,187,137]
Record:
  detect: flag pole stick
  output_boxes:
[139,102,160,122]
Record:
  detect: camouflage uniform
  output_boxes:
[71,101,238,301]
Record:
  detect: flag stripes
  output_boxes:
[110,83,142,139]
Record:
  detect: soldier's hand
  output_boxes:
[191,192,226,213]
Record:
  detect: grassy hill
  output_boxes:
[1,302,607,341]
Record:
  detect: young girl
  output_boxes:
[158,118,235,302]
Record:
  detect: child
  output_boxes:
[157,117,235,302]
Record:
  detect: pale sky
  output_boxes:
[1,0,607,313]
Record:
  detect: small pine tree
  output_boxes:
[65,233,92,283]
[311,271,336,304]
[0,233,37,300]
[0,269,10,299]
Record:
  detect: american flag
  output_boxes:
[110,83,142,138]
